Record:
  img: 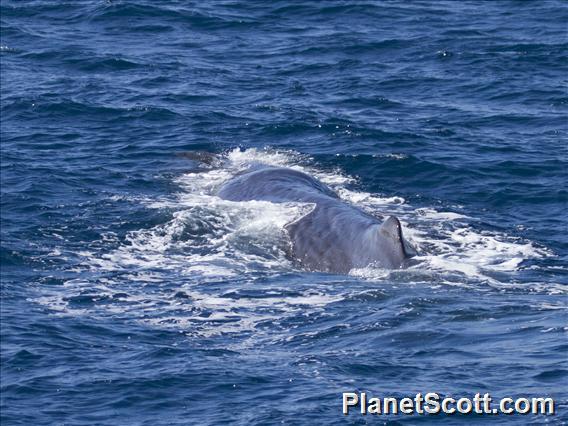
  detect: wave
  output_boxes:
[1,98,180,122]
[87,3,257,30]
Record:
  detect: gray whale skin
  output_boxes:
[217,166,413,274]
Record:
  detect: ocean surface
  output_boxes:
[1,1,567,424]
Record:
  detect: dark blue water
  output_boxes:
[1,1,567,424]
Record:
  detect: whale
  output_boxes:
[216,165,414,274]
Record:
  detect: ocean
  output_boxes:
[1,1,566,424]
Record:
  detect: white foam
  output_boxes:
[35,148,560,337]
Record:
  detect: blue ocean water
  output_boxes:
[1,0,567,424]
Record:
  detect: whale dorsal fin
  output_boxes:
[377,216,409,267]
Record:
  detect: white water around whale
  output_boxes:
[35,148,559,338]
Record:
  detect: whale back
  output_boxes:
[215,165,413,274]
[217,166,338,203]
[285,203,410,273]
